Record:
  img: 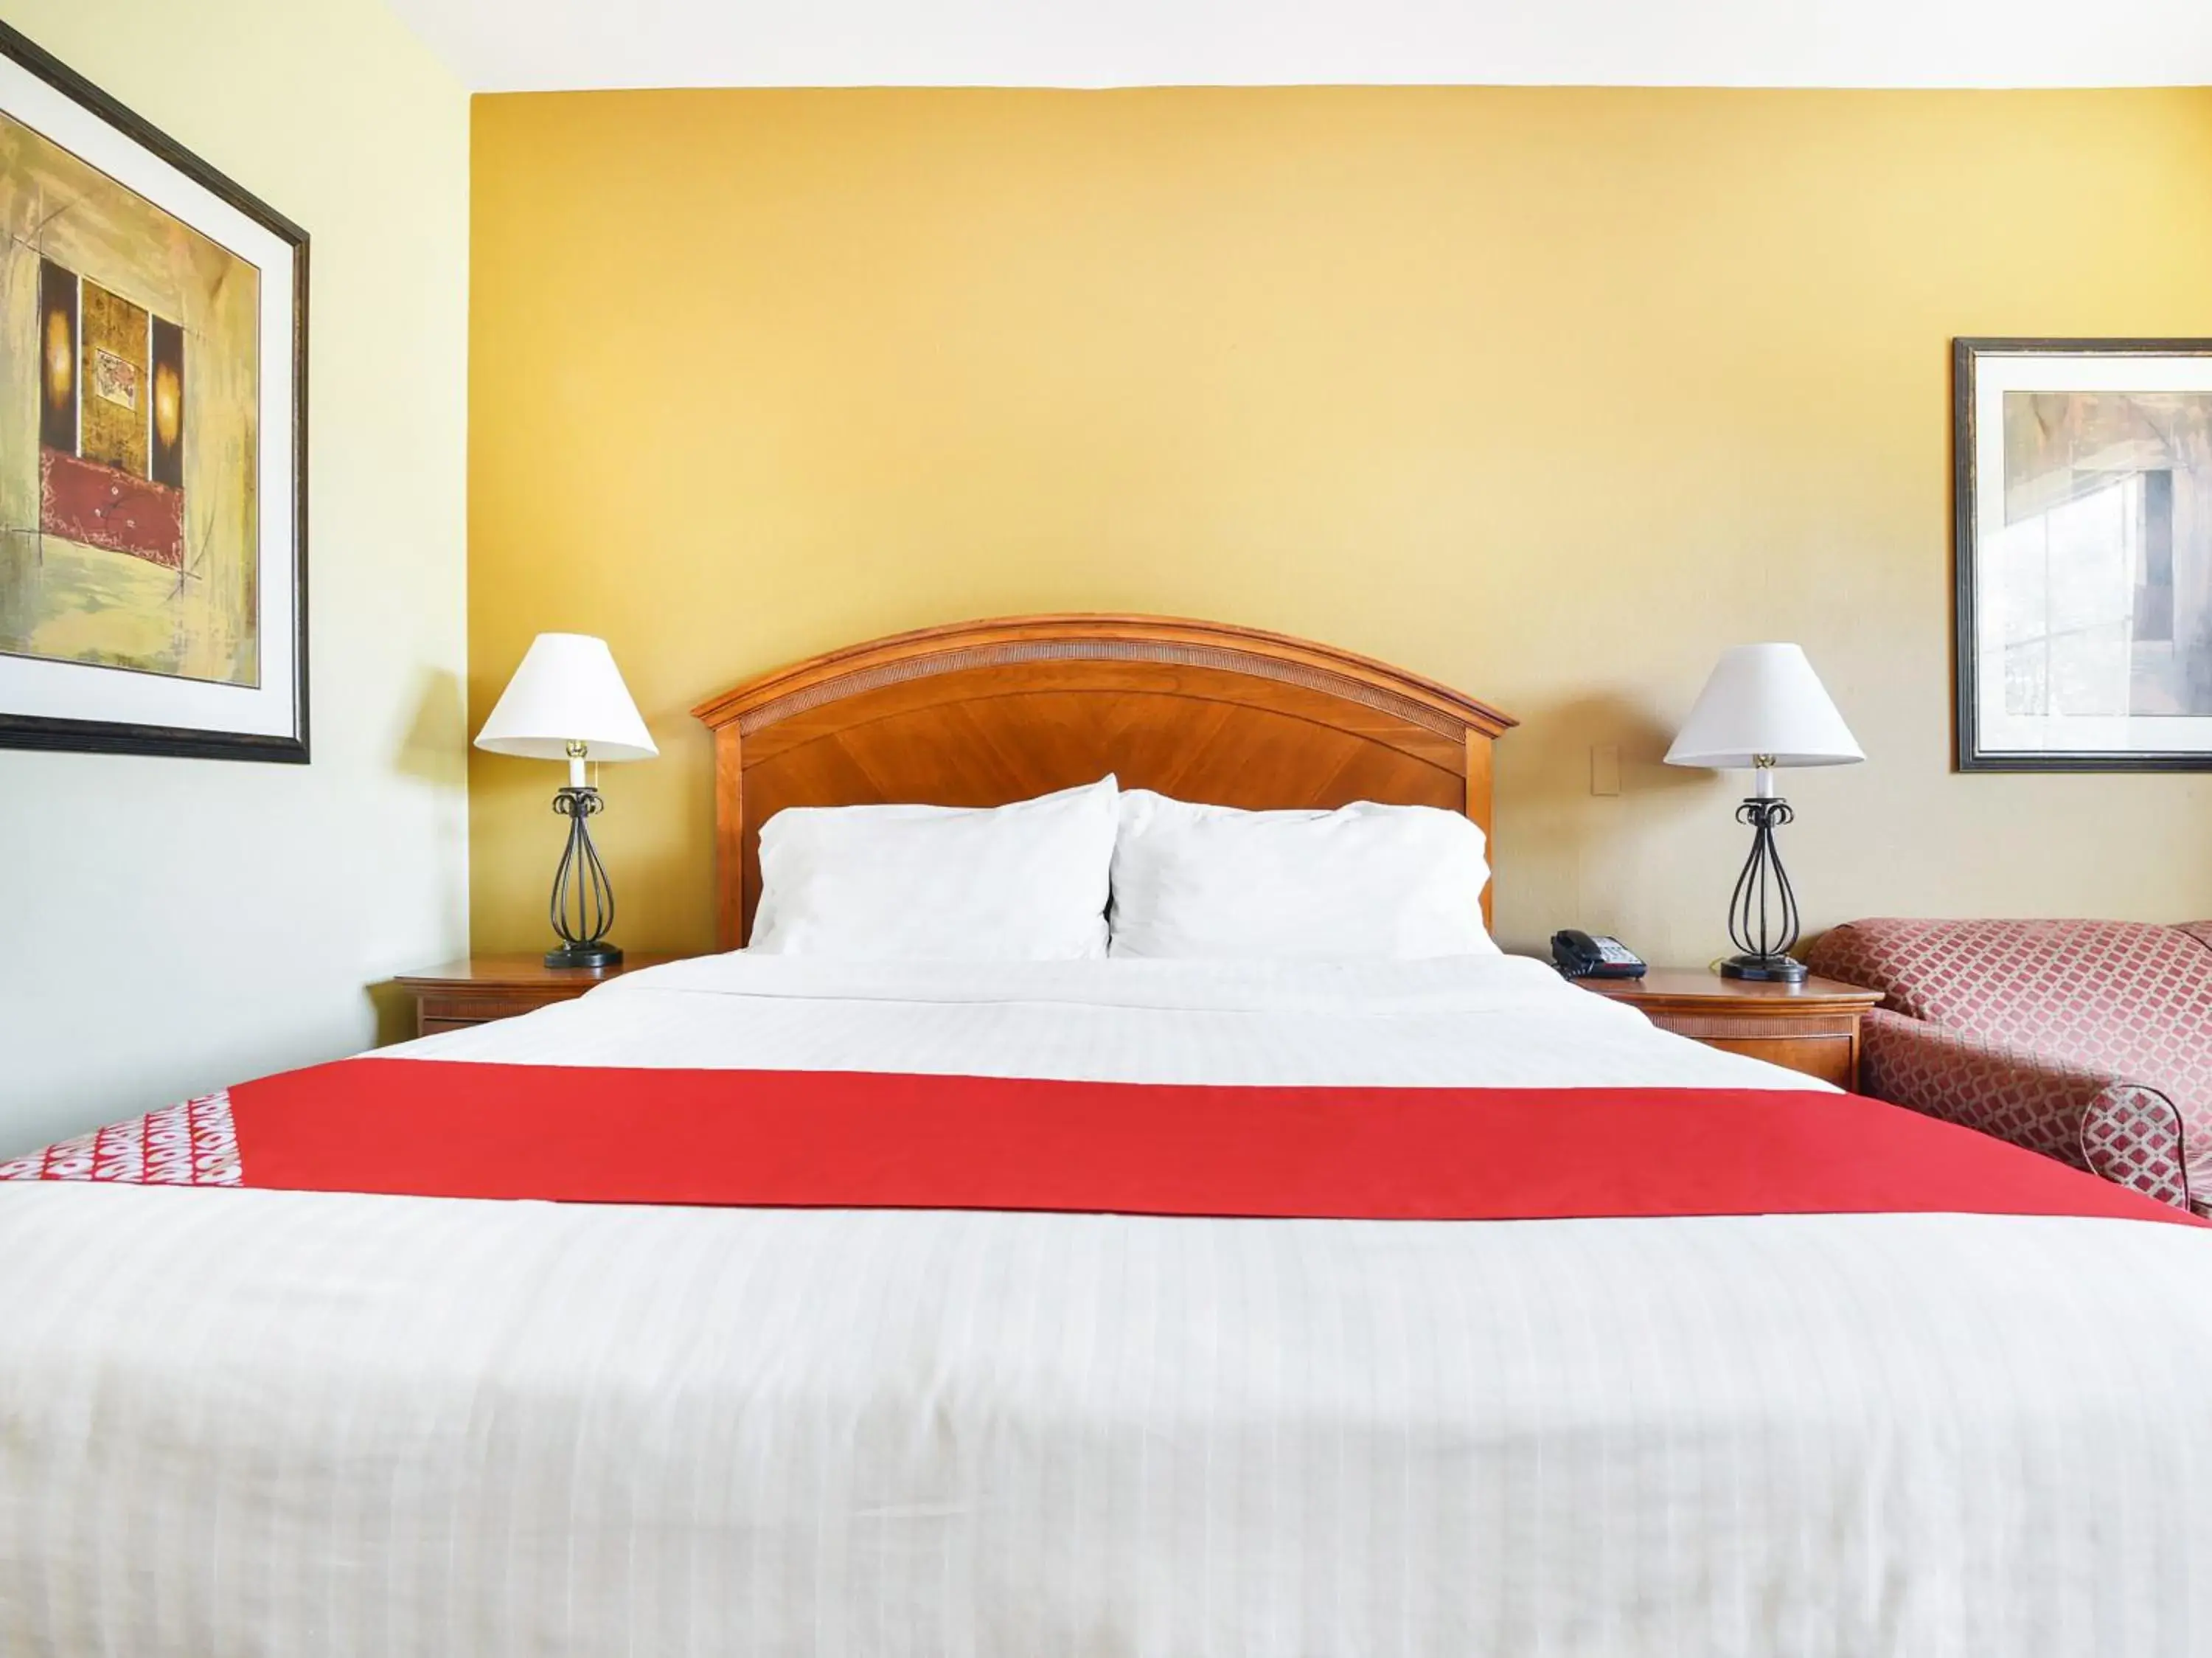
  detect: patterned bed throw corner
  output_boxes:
[0,1092,240,1186]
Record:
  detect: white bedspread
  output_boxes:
[4,954,2211,1657]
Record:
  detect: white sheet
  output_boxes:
[398,952,1820,1089]
[4,954,2211,1657]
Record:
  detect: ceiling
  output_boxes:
[388,0,2212,92]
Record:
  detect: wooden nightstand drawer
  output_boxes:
[417,1016,487,1038]
[1577,968,1883,1090]
[1690,1033,1858,1089]
[392,954,683,1042]
[413,991,568,1028]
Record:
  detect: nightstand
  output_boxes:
[391,954,683,1040]
[1577,968,1884,1090]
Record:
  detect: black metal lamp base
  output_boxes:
[1719,791,1809,984]
[1719,952,1807,983]
[544,941,623,970]
[545,783,622,972]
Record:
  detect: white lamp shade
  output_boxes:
[1664,643,1863,770]
[475,633,658,763]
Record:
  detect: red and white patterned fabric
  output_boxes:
[0,1092,240,1187]
[1806,918,2212,1214]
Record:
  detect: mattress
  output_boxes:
[2,953,2209,1657]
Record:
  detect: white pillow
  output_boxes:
[750,777,1119,960]
[1107,790,1496,960]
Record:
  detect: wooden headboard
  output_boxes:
[690,615,1517,948]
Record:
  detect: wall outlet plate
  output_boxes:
[1590,743,1621,797]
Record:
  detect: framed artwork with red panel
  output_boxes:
[1955,339,2212,771]
[0,21,307,762]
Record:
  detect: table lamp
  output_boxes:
[1663,643,1863,982]
[475,633,658,968]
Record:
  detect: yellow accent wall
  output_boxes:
[470,88,2212,962]
[2,0,470,1151]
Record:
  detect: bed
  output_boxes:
[4,615,2211,1658]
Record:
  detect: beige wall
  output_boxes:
[0,0,470,1151]
[469,88,2212,964]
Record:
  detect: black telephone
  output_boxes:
[1551,929,1648,980]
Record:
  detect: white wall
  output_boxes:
[388,0,2212,92]
[0,0,470,1153]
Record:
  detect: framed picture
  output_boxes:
[0,21,307,763]
[1955,338,2212,771]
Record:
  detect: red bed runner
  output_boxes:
[4,1057,2199,1227]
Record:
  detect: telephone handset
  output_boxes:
[1551,929,1648,980]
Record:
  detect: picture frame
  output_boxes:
[0,21,308,763]
[1954,338,2212,772]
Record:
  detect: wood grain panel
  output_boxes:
[1643,1007,1864,1034]
[692,615,1517,948]
[1695,1035,1857,1090]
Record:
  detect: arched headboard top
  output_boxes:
[691,614,1517,948]
[693,614,1516,741]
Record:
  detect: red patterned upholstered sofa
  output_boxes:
[1804,919,2212,1215]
